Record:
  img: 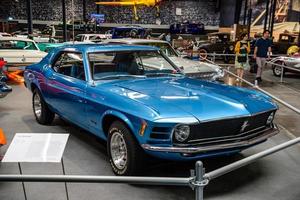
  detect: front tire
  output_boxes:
[32,88,55,125]
[272,62,285,77]
[107,121,144,176]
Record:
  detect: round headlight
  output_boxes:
[266,112,274,125]
[174,125,190,142]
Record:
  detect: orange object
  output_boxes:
[0,128,7,145]
[4,70,24,83]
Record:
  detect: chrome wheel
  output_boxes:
[274,66,282,76]
[33,93,42,118]
[110,132,128,170]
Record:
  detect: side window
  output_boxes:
[52,52,85,81]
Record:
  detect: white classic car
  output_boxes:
[270,55,300,77]
[103,39,224,80]
[0,32,12,37]
[74,34,112,43]
[0,37,47,68]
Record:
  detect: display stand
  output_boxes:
[2,133,69,200]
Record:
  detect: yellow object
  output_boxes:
[287,45,299,56]
[0,128,7,145]
[96,0,162,20]
[234,41,250,54]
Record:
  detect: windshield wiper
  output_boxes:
[146,72,183,77]
[96,74,146,80]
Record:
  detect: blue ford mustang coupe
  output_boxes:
[24,44,279,175]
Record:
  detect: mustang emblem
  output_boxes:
[240,120,250,132]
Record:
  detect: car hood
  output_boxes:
[111,77,277,122]
[169,56,220,73]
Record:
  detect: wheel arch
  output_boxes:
[101,110,136,139]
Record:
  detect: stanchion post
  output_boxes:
[195,161,205,200]
[280,66,284,83]
[61,158,70,200]
[18,162,27,200]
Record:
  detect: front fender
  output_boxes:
[100,110,136,138]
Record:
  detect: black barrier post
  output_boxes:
[26,0,33,35]
[247,8,252,37]
[243,0,248,25]
[62,0,67,42]
[270,0,277,36]
[264,0,270,31]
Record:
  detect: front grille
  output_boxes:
[174,110,275,146]
[150,127,172,140]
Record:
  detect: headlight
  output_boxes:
[266,112,275,125]
[174,124,190,142]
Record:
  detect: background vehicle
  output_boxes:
[196,32,235,61]
[74,34,112,43]
[104,38,224,80]
[270,55,300,77]
[111,25,148,39]
[170,21,205,35]
[24,44,278,176]
[272,33,299,55]
[0,32,12,37]
[0,37,47,67]
[0,58,12,98]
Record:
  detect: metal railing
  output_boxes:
[1,54,300,200]
[0,137,299,200]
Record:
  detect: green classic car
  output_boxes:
[37,43,64,52]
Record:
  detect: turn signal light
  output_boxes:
[139,120,147,136]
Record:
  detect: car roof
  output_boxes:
[104,38,168,44]
[77,34,106,36]
[58,44,159,53]
[0,36,35,42]
[113,25,144,30]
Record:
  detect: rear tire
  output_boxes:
[32,88,55,125]
[107,121,144,176]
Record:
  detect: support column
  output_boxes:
[243,0,248,25]
[62,0,67,42]
[26,0,33,34]
[83,0,87,32]
[97,5,100,14]
[270,0,277,37]
[264,0,270,31]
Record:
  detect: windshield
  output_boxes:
[138,42,178,57]
[89,50,180,80]
[74,35,83,42]
[0,40,38,50]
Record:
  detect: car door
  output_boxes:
[45,51,88,128]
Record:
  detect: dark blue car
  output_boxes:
[24,44,279,175]
[111,25,147,39]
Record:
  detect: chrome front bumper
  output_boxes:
[141,125,279,154]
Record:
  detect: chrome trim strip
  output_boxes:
[199,109,276,123]
[141,124,279,154]
[153,117,199,124]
